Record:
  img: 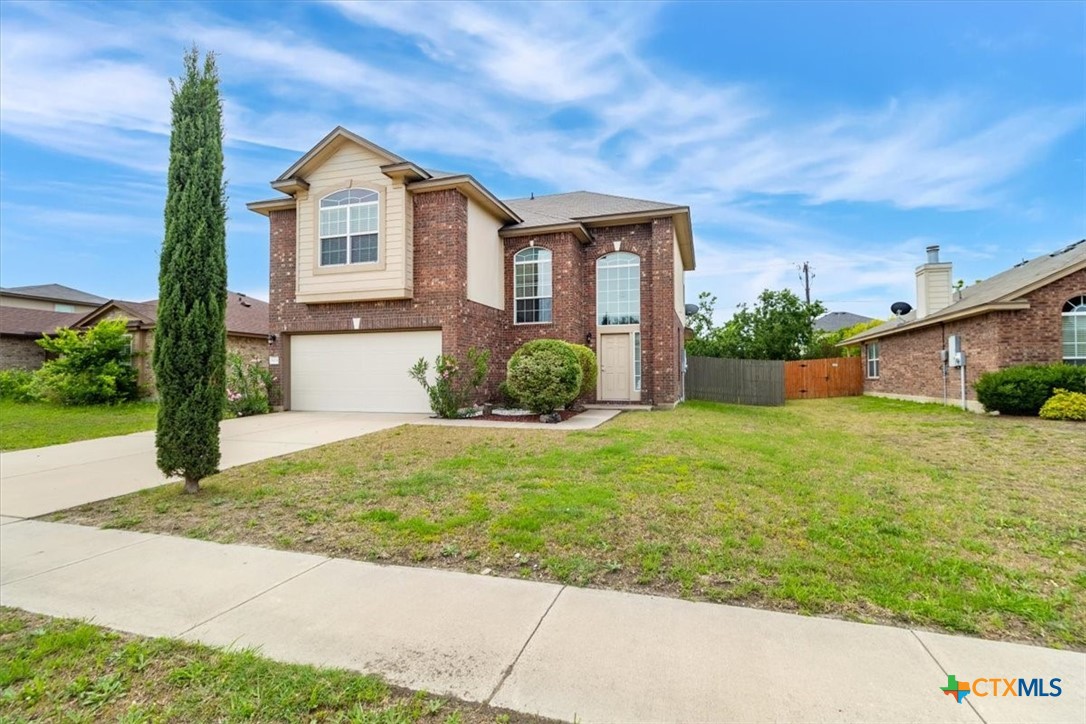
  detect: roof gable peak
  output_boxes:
[275,127,409,185]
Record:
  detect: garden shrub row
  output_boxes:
[409,339,599,419]
[975,363,1086,416]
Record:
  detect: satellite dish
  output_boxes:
[890,301,913,317]
[685,303,699,316]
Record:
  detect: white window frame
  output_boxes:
[513,247,553,324]
[633,331,642,391]
[597,252,641,326]
[866,342,880,379]
[319,188,380,267]
[1063,295,1086,365]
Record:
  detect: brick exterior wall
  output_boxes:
[863,268,1086,407]
[0,336,49,370]
[265,191,686,408]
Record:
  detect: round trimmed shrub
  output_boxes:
[1039,388,1086,421]
[567,343,597,400]
[506,339,582,414]
[497,379,522,407]
[974,364,1086,416]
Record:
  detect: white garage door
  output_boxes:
[290,331,441,412]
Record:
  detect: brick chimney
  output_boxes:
[915,245,953,319]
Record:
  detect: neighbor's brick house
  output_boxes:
[248,127,696,413]
[72,295,271,394]
[0,284,107,370]
[844,241,1086,411]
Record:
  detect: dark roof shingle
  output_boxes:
[0,308,84,337]
[0,284,107,305]
[502,191,684,231]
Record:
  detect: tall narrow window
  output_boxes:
[634,331,642,391]
[514,247,552,324]
[597,252,640,325]
[866,342,880,378]
[319,189,379,266]
[1064,295,1086,365]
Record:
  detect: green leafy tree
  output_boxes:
[725,289,825,360]
[684,291,724,357]
[154,47,227,494]
[687,289,826,360]
[35,320,139,405]
[686,291,717,340]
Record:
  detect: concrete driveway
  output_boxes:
[0,412,425,519]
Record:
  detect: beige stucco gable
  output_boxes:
[294,141,414,303]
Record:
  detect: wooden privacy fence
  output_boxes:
[685,356,785,406]
[784,357,864,400]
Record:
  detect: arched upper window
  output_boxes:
[514,247,552,324]
[597,252,640,325]
[1063,295,1086,365]
[319,189,379,266]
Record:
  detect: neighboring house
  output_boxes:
[0,283,108,314]
[815,311,874,333]
[0,284,108,369]
[72,293,270,392]
[843,241,1086,411]
[0,308,84,369]
[247,127,696,413]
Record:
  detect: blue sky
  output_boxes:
[1,0,1083,320]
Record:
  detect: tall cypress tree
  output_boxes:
[155,47,227,494]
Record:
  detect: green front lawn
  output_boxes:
[0,608,534,723]
[0,400,158,451]
[60,397,1086,647]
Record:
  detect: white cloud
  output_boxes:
[0,1,1080,308]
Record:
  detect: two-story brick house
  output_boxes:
[248,127,696,413]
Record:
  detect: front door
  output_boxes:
[599,333,631,401]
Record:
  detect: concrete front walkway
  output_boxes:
[1,520,1082,723]
[412,407,622,431]
[0,412,426,518]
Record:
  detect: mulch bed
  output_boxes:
[467,409,583,423]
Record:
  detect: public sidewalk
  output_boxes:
[1,519,1082,723]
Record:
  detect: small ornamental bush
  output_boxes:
[224,353,274,417]
[0,369,41,402]
[974,364,1086,416]
[497,380,522,408]
[1039,388,1086,421]
[35,319,139,405]
[506,339,582,415]
[568,343,597,400]
[409,347,489,418]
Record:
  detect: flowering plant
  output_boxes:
[224,353,274,417]
[408,348,489,418]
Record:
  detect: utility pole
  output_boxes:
[797,261,814,304]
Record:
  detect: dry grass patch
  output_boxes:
[59,397,1086,648]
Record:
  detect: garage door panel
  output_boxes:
[290,331,440,413]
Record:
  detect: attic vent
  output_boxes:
[1051,240,1085,257]
[1013,259,1029,268]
